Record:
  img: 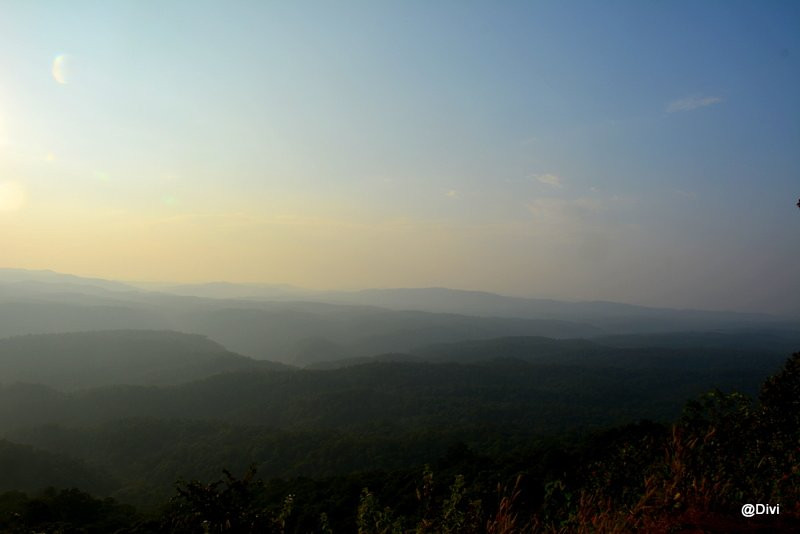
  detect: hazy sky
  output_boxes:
[0,1,798,314]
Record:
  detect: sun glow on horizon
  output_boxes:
[0,181,26,212]
[0,2,795,314]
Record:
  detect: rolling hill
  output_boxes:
[0,330,288,390]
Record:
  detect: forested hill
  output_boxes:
[309,332,797,372]
[0,355,784,434]
[2,350,796,516]
[0,439,114,494]
[0,330,289,390]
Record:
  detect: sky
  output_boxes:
[0,1,798,314]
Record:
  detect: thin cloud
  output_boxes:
[534,173,563,188]
[666,95,723,113]
[524,194,636,228]
[526,197,602,224]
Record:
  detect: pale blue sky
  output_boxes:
[0,1,798,314]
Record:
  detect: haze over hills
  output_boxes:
[0,330,289,390]
[0,346,790,509]
[1,268,794,431]
[0,268,140,295]
[0,269,793,439]
[0,353,780,437]
[1,268,797,367]
[0,293,603,367]
[153,280,798,333]
[322,287,788,328]
[154,281,314,301]
[308,333,800,371]
[0,267,797,524]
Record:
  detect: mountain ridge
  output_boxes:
[0,330,290,390]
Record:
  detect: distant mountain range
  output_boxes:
[0,268,140,294]
[155,281,792,329]
[1,268,797,366]
[322,287,784,328]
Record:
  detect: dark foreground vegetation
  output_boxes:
[1,352,797,533]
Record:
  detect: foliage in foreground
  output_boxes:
[0,487,141,533]
[157,351,800,532]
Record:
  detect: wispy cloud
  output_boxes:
[525,197,603,225]
[666,95,723,113]
[534,173,563,188]
[524,194,637,230]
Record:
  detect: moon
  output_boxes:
[52,54,73,84]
